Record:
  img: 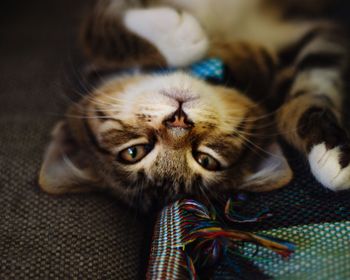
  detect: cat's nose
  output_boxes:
[164,107,194,129]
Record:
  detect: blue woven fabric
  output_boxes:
[153,58,225,82]
[188,58,225,81]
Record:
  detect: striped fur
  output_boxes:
[40,0,350,211]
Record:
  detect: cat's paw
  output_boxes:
[124,7,209,67]
[308,142,350,191]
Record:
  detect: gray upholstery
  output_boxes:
[0,1,147,279]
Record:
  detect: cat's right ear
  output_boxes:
[39,121,99,195]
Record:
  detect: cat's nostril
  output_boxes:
[167,114,177,123]
[164,107,194,129]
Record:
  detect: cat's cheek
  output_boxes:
[185,152,221,184]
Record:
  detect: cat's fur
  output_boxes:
[40,0,350,211]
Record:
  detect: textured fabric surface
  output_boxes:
[189,58,225,82]
[0,1,150,279]
[245,222,350,279]
[148,152,350,279]
[237,147,350,232]
[236,149,350,278]
[147,200,186,280]
[212,148,350,279]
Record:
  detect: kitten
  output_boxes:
[40,0,350,211]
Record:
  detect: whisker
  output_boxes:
[235,130,285,160]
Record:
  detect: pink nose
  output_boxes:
[164,107,194,129]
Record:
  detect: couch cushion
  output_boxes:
[0,1,149,279]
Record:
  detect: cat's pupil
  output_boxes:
[128,147,138,159]
[199,156,210,167]
[195,153,221,171]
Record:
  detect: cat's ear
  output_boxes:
[241,142,292,192]
[39,121,99,195]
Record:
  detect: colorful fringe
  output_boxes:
[146,199,295,279]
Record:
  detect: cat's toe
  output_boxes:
[308,142,350,191]
[124,7,208,67]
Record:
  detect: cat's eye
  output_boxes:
[194,152,221,171]
[118,144,153,164]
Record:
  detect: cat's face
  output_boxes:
[40,73,292,211]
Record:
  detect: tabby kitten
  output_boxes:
[40,0,350,211]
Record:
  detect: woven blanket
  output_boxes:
[146,147,350,279]
[231,147,350,279]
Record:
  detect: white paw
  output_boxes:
[308,143,350,191]
[123,7,209,67]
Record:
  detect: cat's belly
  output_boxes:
[162,0,314,51]
[163,0,257,32]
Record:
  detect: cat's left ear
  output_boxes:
[241,142,293,192]
[39,121,99,195]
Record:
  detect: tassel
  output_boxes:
[225,197,272,223]
[147,198,295,280]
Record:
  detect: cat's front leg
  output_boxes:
[124,7,209,67]
[280,101,350,191]
[81,3,208,70]
[307,126,350,191]
[276,25,350,191]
